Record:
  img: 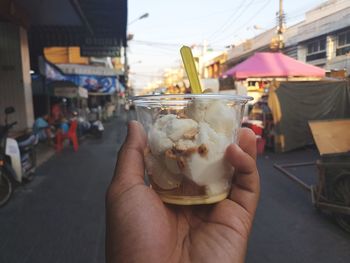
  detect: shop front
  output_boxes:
[0,0,127,132]
[43,61,119,122]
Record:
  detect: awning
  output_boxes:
[222,52,326,79]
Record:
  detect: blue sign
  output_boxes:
[45,62,118,94]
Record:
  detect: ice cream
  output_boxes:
[144,98,238,204]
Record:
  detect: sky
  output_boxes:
[127,0,327,91]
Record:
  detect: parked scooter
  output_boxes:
[75,110,104,139]
[0,107,38,207]
[89,120,104,138]
[86,109,104,138]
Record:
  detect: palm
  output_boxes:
[106,122,259,263]
[108,180,252,263]
[163,197,250,263]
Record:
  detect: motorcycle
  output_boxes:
[89,120,104,138]
[75,109,104,139]
[0,107,38,207]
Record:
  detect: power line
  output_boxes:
[139,9,236,32]
[205,0,254,42]
[131,39,230,51]
[128,44,180,55]
[132,39,181,47]
[211,0,271,44]
[209,0,272,45]
[129,47,178,55]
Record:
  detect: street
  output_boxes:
[0,111,133,263]
[0,110,349,263]
[247,148,350,262]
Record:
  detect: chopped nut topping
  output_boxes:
[173,144,197,157]
[177,156,187,170]
[174,144,186,152]
[172,144,186,154]
[165,149,177,160]
[198,144,209,157]
[183,128,198,139]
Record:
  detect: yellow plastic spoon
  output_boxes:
[180,46,202,94]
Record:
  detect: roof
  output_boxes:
[222,52,326,79]
[6,0,127,70]
[15,0,127,46]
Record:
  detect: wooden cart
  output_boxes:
[274,119,350,232]
[313,153,350,232]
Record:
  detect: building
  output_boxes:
[287,0,350,73]
[225,0,350,76]
[225,28,277,70]
[0,0,127,131]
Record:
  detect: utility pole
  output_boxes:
[277,0,284,36]
[124,34,133,89]
[270,0,285,51]
[277,0,285,50]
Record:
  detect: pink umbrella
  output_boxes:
[222,52,325,79]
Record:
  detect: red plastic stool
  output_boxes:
[251,124,263,136]
[56,120,79,152]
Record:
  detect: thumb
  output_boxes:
[109,121,147,196]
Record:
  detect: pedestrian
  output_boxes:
[106,121,260,263]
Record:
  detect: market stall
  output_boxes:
[46,80,91,138]
[222,52,326,103]
[222,52,326,80]
[44,60,120,121]
[221,52,332,152]
[47,80,88,119]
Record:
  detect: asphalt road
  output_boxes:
[0,110,349,263]
[247,148,350,263]
[0,111,132,263]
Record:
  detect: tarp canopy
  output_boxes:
[268,80,350,152]
[223,52,326,79]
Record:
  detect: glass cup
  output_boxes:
[133,94,252,205]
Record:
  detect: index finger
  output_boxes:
[108,121,147,198]
[225,128,260,215]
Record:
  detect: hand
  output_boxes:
[106,121,260,263]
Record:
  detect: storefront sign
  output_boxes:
[54,86,79,98]
[80,46,121,57]
[45,62,118,94]
[80,37,121,57]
